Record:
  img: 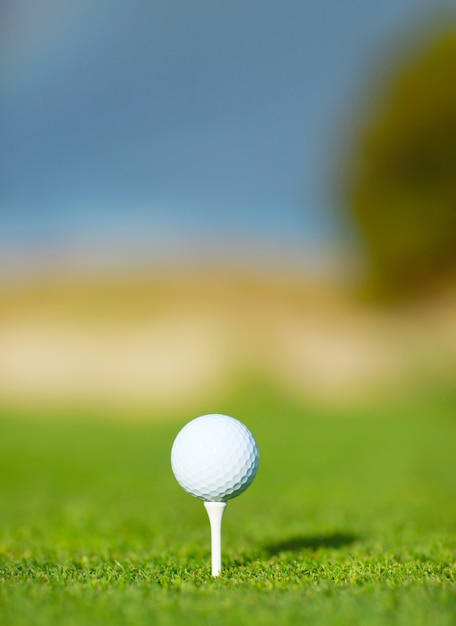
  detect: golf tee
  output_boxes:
[204,501,227,576]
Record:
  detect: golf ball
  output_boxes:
[171,414,259,502]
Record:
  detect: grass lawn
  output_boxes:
[0,382,455,625]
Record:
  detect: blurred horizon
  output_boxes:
[1,2,456,415]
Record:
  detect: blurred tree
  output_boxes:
[343,27,456,299]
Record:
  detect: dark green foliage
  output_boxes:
[0,383,455,625]
[343,27,456,299]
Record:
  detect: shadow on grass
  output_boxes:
[265,532,358,555]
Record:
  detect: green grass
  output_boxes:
[0,382,455,625]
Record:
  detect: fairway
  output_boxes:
[0,382,455,626]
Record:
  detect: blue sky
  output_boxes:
[0,0,452,270]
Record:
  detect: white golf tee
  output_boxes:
[204,501,227,576]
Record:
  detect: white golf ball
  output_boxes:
[171,414,259,502]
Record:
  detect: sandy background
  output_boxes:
[1,269,455,414]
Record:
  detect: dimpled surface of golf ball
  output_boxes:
[171,414,259,502]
